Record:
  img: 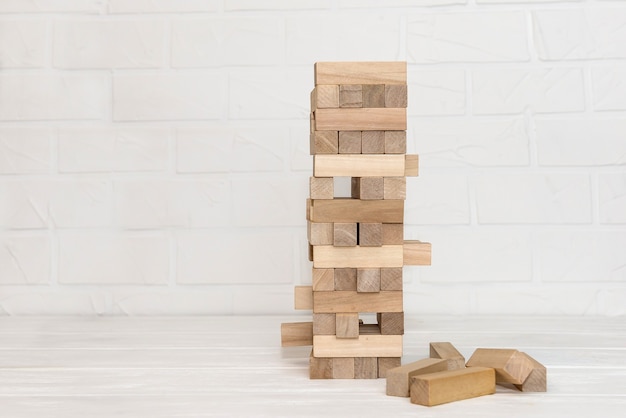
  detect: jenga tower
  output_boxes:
[281,62,431,379]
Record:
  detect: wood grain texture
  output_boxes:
[309,176,333,199]
[355,357,378,379]
[313,245,404,268]
[315,61,407,85]
[514,352,547,392]
[403,240,432,266]
[430,342,466,370]
[310,130,338,154]
[312,268,335,291]
[405,154,419,176]
[314,154,405,177]
[314,85,339,109]
[310,350,333,379]
[384,131,407,154]
[339,84,362,108]
[280,322,313,347]
[466,348,535,385]
[381,267,403,291]
[315,108,407,131]
[357,268,381,293]
[336,312,359,339]
[386,358,448,397]
[383,177,406,200]
[312,313,336,335]
[308,198,404,223]
[313,335,403,358]
[333,357,355,379]
[313,291,403,313]
[410,367,496,406]
[362,84,385,108]
[294,286,313,310]
[359,223,383,247]
[307,221,333,246]
[382,224,404,245]
[385,84,407,108]
[338,130,361,153]
[378,357,402,378]
[379,312,404,335]
[351,177,384,200]
[334,268,357,290]
[333,222,357,247]
[361,130,385,153]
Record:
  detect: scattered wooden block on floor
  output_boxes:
[338,130,361,154]
[294,286,313,310]
[386,358,448,397]
[514,352,547,392]
[310,176,333,199]
[339,84,363,108]
[410,367,496,406]
[336,312,359,339]
[357,268,381,293]
[280,322,313,347]
[378,312,404,335]
[310,130,338,154]
[355,357,378,379]
[430,342,466,370]
[403,240,432,266]
[362,84,385,108]
[466,348,534,385]
[333,357,355,379]
[312,268,335,291]
[361,130,385,153]
[313,291,403,313]
[359,223,383,247]
[310,350,333,379]
[380,267,403,291]
[378,357,402,378]
[334,222,357,247]
[313,334,403,358]
[312,313,336,335]
[315,61,407,85]
[334,268,357,290]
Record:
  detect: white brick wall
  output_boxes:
[0,1,624,316]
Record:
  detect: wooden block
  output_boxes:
[336,312,359,339]
[385,84,407,108]
[378,357,401,378]
[294,286,313,310]
[310,176,333,199]
[313,335,403,358]
[334,268,357,290]
[359,223,383,247]
[333,357,355,379]
[313,291,402,313]
[361,131,385,154]
[280,322,313,347]
[309,350,332,379]
[355,357,378,379]
[308,198,404,223]
[379,312,404,335]
[315,62,406,85]
[313,313,336,335]
[386,358,448,397]
[359,323,381,335]
[430,342,466,370]
[382,223,403,245]
[403,240,432,266]
[466,348,534,385]
[333,222,357,247]
[315,108,407,131]
[338,130,361,154]
[308,243,313,262]
[410,367,496,406]
[313,245,404,268]
[339,84,362,108]
[381,267,403,291]
[314,154,405,177]
[310,130,338,154]
[307,221,333,246]
[514,353,547,392]
[384,131,406,154]
[315,85,339,108]
[357,268,381,293]
[312,268,335,291]
[351,177,384,200]
[384,177,406,200]
[362,84,386,108]
[405,154,419,176]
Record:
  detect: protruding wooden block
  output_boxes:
[315,85,339,108]
[384,131,406,154]
[359,223,383,247]
[361,131,385,154]
[514,353,547,392]
[378,312,404,335]
[312,268,335,291]
[466,348,534,385]
[384,177,406,200]
[403,240,432,266]
[308,199,404,223]
[294,286,313,310]
[339,84,362,108]
[313,334,403,358]
[382,223,403,245]
[333,222,357,247]
[385,84,407,108]
[310,130,338,154]
[355,357,378,379]
[338,130,361,154]
[351,177,384,200]
[430,342,466,370]
[313,245,404,268]
[357,268,381,293]
[333,357,355,379]
[405,154,419,176]
[378,357,402,378]
[410,367,496,406]
[386,358,448,397]
[310,350,332,379]
[314,154,405,177]
[307,221,333,246]
[315,108,407,131]
[335,268,357,290]
[315,61,407,85]
[336,312,359,339]
[313,291,403,313]
[280,322,313,347]
[313,313,336,335]
[381,267,403,291]
[310,176,333,199]
[362,84,385,108]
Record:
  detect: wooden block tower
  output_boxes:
[281,61,431,379]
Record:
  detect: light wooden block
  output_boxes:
[308,198,404,223]
[385,84,407,108]
[315,108,407,131]
[355,357,378,379]
[314,154,405,177]
[333,357,355,379]
[378,357,402,378]
[310,130,338,155]
[309,176,333,200]
[312,268,335,291]
[514,353,547,392]
[378,312,404,335]
[309,350,332,379]
[351,177,384,200]
[333,222,357,247]
[307,221,333,246]
[382,223,403,245]
[315,85,339,108]
[381,267,403,291]
[339,84,362,108]
[315,61,407,85]
[336,312,359,339]
[386,358,448,397]
[313,245,404,268]
[384,131,406,154]
[294,286,313,310]
[466,348,534,385]
[313,291,403,313]
[403,240,432,266]
[334,268,357,290]
[410,367,496,406]
[359,223,383,247]
[361,131,385,154]
[362,84,385,108]
[313,313,336,335]
[338,130,361,154]
[280,322,313,347]
[405,154,419,176]
[430,342,466,370]
[313,335,403,358]
[357,268,381,293]
[384,177,406,200]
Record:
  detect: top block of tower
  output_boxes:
[315,62,407,85]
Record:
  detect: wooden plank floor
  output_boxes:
[0,316,624,417]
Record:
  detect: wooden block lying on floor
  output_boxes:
[339,84,362,108]
[385,84,407,108]
[352,177,384,200]
[313,245,404,268]
[381,267,402,291]
[405,154,419,176]
[294,286,313,310]
[355,357,378,379]
[336,312,359,339]
[333,357,355,379]
[307,221,333,246]
[315,108,407,131]
[334,268,357,290]
[410,367,496,406]
[338,130,361,153]
[384,177,406,200]
[313,334,403,357]
[315,61,407,85]
[310,176,333,199]
[403,240,432,266]
[357,268,381,292]
[386,358,448,397]
[334,222,357,247]
[430,342,466,370]
[313,313,336,335]
[359,223,383,247]
[378,357,402,378]
[310,130,338,154]
[384,131,406,154]
[514,353,547,392]
[280,322,313,347]
[313,290,403,313]
[362,84,385,108]
[314,154,405,177]
[361,130,385,153]
[308,198,404,223]
[466,348,534,385]
[310,350,333,379]
[312,268,334,291]
[314,85,339,109]
[378,312,404,335]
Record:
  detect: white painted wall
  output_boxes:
[0,0,624,315]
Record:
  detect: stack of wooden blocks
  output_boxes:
[281,61,432,379]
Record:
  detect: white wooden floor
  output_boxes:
[1,315,625,417]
